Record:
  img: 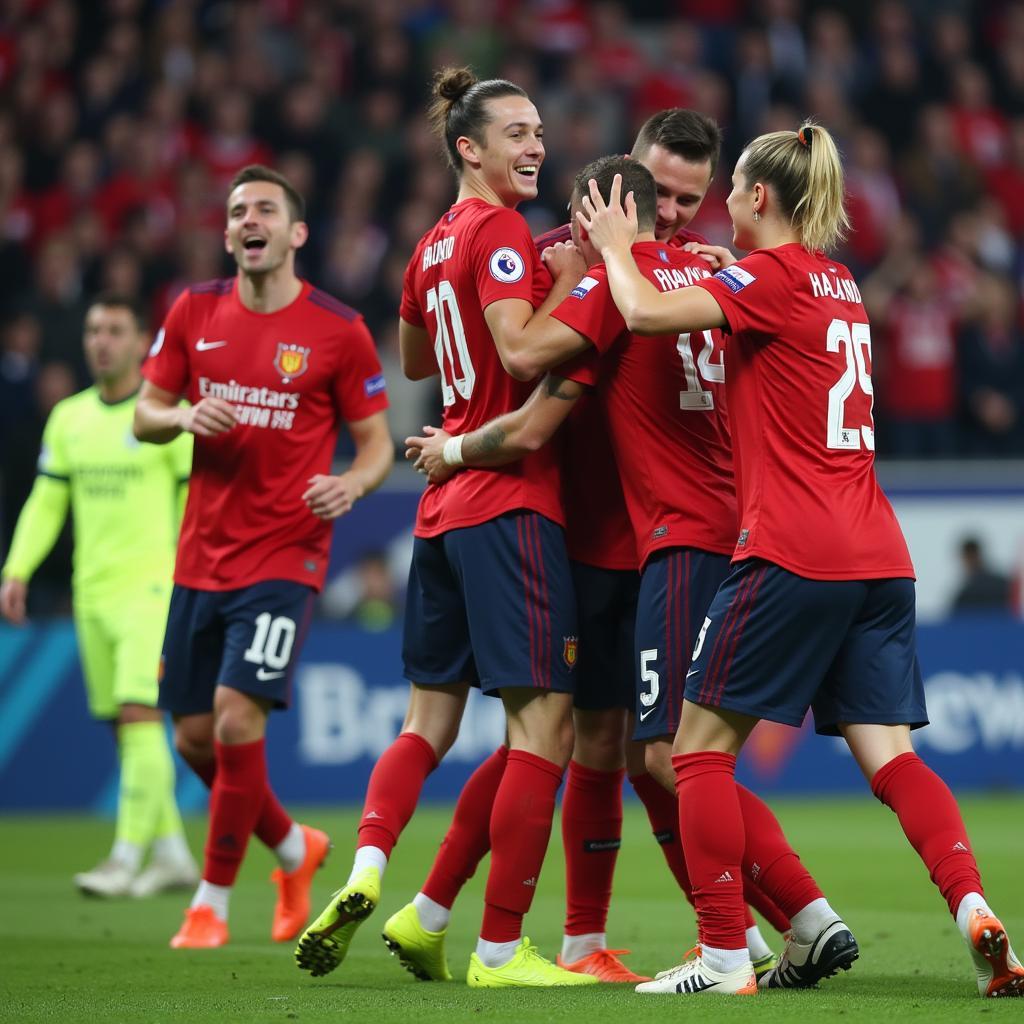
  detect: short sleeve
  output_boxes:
[556,347,600,389]
[693,251,793,339]
[143,290,191,395]
[37,402,70,480]
[548,269,626,353]
[470,208,538,311]
[332,318,390,422]
[399,249,425,327]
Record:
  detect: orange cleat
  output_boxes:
[967,909,1024,998]
[270,825,331,942]
[170,905,229,949]
[556,948,652,983]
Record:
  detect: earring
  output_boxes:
[753,210,761,222]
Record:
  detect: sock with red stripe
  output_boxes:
[356,732,438,860]
[630,771,694,903]
[562,760,624,937]
[672,752,747,952]
[189,756,293,849]
[421,745,508,910]
[203,739,268,888]
[481,749,563,942]
[871,752,983,916]
[735,782,824,920]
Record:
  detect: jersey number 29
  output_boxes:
[826,319,875,451]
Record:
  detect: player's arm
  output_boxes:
[0,475,70,625]
[134,380,237,443]
[405,374,584,483]
[578,174,728,335]
[303,410,394,520]
[399,318,439,381]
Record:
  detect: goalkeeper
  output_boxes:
[1,294,197,898]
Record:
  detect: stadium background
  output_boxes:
[1,0,1022,812]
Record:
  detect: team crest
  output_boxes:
[563,635,579,669]
[274,342,311,382]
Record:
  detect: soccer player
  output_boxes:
[133,164,393,949]
[0,294,197,898]
[578,125,1024,999]
[391,115,790,986]
[403,155,792,984]
[294,68,595,989]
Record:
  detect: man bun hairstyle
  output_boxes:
[227,164,306,223]
[632,108,722,175]
[574,154,657,234]
[427,66,529,173]
[740,120,849,252]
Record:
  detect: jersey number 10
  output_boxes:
[427,282,476,406]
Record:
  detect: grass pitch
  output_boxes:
[2,795,1022,1023]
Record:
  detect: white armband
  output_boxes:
[442,434,465,467]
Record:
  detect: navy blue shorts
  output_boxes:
[159,580,315,716]
[685,560,928,735]
[634,547,732,741]
[571,561,639,712]
[403,512,578,695]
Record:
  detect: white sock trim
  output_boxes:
[745,924,773,961]
[192,880,230,921]
[956,892,990,939]
[274,822,306,874]
[476,937,520,968]
[349,845,388,884]
[413,892,450,933]
[790,898,839,943]
[560,932,606,963]
[700,943,752,974]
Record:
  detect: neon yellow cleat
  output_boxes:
[467,937,601,988]
[381,902,453,981]
[294,866,380,977]
[751,950,779,982]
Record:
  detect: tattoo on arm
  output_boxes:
[545,375,577,401]
[466,425,507,460]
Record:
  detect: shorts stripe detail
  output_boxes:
[516,517,541,688]
[670,552,684,731]
[699,569,758,706]
[680,551,691,726]
[710,566,767,707]
[662,552,674,730]
[528,516,553,689]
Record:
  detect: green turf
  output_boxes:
[1,796,1022,1023]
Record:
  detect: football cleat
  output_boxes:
[556,948,651,983]
[270,825,331,942]
[467,938,600,988]
[170,905,229,949]
[751,950,779,982]
[129,856,199,898]
[636,948,757,995]
[74,858,136,898]
[381,902,453,981]
[965,908,1024,998]
[758,919,858,989]
[294,866,380,977]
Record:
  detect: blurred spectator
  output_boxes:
[348,549,401,631]
[951,537,1012,614]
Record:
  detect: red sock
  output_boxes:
[672,752,746,951]
[422,746,508,908]
[734,783,823,919]
[563,761,624,936]
[630,771,694,903]
[357,732,437,857]
[871,752,983,916]
[204,739,268,886]
[189,757,291,849]
[481,749,563,942]
[742,876,792,935]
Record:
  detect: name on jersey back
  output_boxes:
[422,236,456,270]
[653,264,711,292]
[809,270,862,303]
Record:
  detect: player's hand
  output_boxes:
[0,577,28,625]
[576,173,637,256]
[541,241,586,282]
[682,242,737,270]
[180,397,237,437]
[405,425,457,485]
[303,473,364,520]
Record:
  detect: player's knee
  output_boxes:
[174,728,213,767]
[644,742,674,789]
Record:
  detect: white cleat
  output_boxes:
[129,857,200,898]
[74,859,137,898]
[636,951,757,996]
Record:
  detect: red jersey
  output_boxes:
[400,198,563,537]
[554,241,736,570]
[144,277,388,592]
[534,223,635,570]
[696,244,914,580]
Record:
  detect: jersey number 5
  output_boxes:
[826,319,875,451]
[427,282,476,406]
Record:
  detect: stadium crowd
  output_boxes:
[1,0,1024,597]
